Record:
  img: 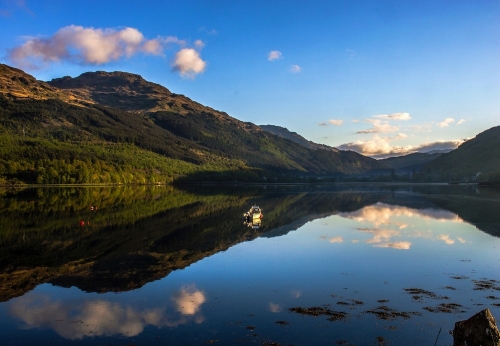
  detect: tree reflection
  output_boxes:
[1,185,500,302]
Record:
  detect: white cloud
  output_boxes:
[0,0,33,17]
[409,123,433,132]
[194,39,205,49]
[356,119,399,134]
[162,36,186,46]
[374,112,411,121]
[268,50,282,61]
[9,25,187,69]
[413,139,464,153]
[198,27,217,35]
[290,64,301,73]
[338,135,464,158]
[354,112,411,136]
[351,119,359,123]
[142,39,163,55]
[338,135,411,157]
[437,118,455,128]
[172,48,207,78]
[328,119,343,126]
[457,119,466,125]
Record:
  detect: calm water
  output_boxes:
[0,184,499,345]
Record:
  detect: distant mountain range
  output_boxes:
[0,63,498,184]
[380,152,445,173]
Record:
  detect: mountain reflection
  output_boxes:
[1,185,500,301]
[9,285,206,340]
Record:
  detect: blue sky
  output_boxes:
[1,0,498,158]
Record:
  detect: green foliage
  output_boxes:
[420,126,500,182]
[0,93,389,184]
[0,134,257,184]
[484,169,500,183]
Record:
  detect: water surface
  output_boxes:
[1,184,499,345]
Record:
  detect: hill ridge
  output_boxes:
[1,63,391,185]
[420,125,500,181]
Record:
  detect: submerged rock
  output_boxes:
[453,308,500,346]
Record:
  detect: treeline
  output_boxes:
[0,134,257,185]
[6,158,160,185]
[0,95,302,182]
[0,136,170,184]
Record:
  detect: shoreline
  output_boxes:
[0,181,483,189]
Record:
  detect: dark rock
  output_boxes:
[453,308,500,346]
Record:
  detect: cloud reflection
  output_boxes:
[9,285,206,340]
[269,302,282,313]
[438,234,455,245]
[342,203,463,227]
[173,285,206,316]
[375,241,412,250]
[339,203,464,250]
[356,228,400,244]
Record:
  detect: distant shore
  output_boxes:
[1,181,483,189]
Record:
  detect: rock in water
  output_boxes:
[453,308,500,346]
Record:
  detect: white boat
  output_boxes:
[243,205,263,229]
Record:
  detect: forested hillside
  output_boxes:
[380,152,443,173]
[0,64,389,184]
[418,126,500,182]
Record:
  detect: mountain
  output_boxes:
[0,64,390,185]
[48,70,233,117]
[380,152,443,173]
[259,124,339,152]
[422,149,453,155]
[0,64,91,104]
[419,126,500,181]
